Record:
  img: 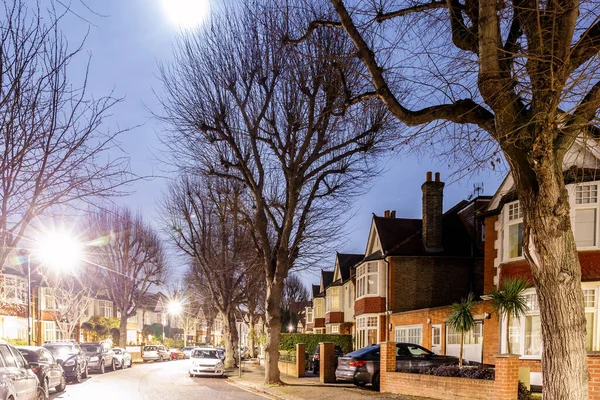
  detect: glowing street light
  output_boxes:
[288,324,294,333]
[163,300,183,343]
[36,231,84,273]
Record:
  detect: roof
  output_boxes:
[336,253,363,281]
[370,207,475,257]
[311,284,321,299]
[321,271,334,290]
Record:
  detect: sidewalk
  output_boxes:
[226,364,427,400]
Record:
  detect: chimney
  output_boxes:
[390,210,396,218]
[384,210,390,218]
[422,171,445,251]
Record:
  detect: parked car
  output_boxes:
[215,347,225,361]
[188,348,224,377]
[142,345,170,362]
[181,346,196,359]
[17,346,67,397]
[80,343,116,374]
[169,348,185,360]
[0,340,44,399]
[335,343,459,391]
[42,342,88,384]
[112,348,132,369]
[312,344,344,375]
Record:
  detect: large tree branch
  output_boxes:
[375,1,448,22]
[568,19,600,74]
[283,20,342,45]
[329,0,495,132]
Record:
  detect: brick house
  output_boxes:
[354,172,491,364]
[325,253,363,335]
[306,271,333,335]
[481,144,600,386]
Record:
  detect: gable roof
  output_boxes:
[320,270,334,292]
[311,284,321,299]
[336,253,363,282]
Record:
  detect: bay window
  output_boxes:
[314,299,324,318]
[326,287,340,312]
[99,300,113,318]
[356,262,379,299]
[306,307,313,324]
[502,287,598,357]
[0,275,27,304]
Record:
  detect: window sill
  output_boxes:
[356,294,381,301]
[519,356,541,360]
[503,256,526,263]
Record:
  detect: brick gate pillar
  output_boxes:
[494,354,520,400]
[319,342,335,383]
[295,343,306,378]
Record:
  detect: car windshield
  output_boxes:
[192,349,219,359]
[405,344,434,357]
[113,349,122,354]
[81,345,101,354]
[345,345,379,358]
[182,347,193,351]
[144,346,157,351]
[17,350,35,362]
[44,345,75,357]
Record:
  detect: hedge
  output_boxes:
[279,333,353,354]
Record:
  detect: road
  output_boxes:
[49,360,267,400]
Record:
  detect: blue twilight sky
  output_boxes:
[44,0,505,284]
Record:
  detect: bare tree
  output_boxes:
[287,0,600,397]
[0,0,132,268]
[158,1,394,383]
[48,275,94,340]
[243,260,265,358]
[281,275,309,332]
[86,208,167,348]
[163,175,253,368]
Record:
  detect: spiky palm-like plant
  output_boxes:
[447,293,475,367]
[489,277,530,354]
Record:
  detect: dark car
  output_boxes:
[17,346,66,397]
[80,342,116,373]
[0,340,42,400]
[311,345,344,374]
[42,342,88,384]
[335,343,459,391]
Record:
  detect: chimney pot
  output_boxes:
[384,210,390,218]
[426,171,432,182]
[391,210,396,218]
[435,172,440,182]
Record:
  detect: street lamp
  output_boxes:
[288,324,294,333]
[163,300,182,343]
[21,231,83,345]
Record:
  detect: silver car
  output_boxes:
[0,340,43,400]
[142,345,170,362]
[112,348,132,369]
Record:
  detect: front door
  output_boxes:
[431,325,442,354]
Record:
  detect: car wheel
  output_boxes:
[99,361,105,374]
[36,386,48,400]
[82,364,89,379]
[158,356,163,362]
[73,366,83,384]
[371,372,380,391]
[129,359,133,368]
[55,374,67,393]
[42,378,49,399]
[111,358,117,371]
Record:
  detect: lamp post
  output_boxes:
[26,252,32,346]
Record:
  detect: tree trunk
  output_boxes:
[459,331,464,368]
[506,317,511,354]
[119,312,128,348]
[513,160,588,400]
[264,275,285,384]
[248,313,256,358]
[222,311,237,369]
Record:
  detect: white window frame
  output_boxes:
[331,324,340,334]
[500,285,600,359]
[40,288,57,311]
[314,298,325,318]
[573,183,600,249]
[0,275,27,304]
[356,314,379,348]
[306,307,313,324]
[99,300,113,318]
[394,324,423,345]
[356,262,379,300]
[503,201,524,261]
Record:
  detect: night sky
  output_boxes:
[46,0,505,284]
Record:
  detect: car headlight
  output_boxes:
[216,362,223,368]
[64,360,75,366]
[89,356,99,362]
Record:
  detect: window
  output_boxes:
[314,299,324,318]
[326,287,340,312]
[99,301,113,318]
[356,315,379,348]
[331,325,339,334]
[504,202,523,259]
[0,275,27,304]
[43,321,60,342]
[41,288,56,310]
[306,308,313,324]
[346,285,353,309]
[502,288,598,357]
[576,184,598,204]
[0,345,16,367]
[446,323,482,345]
[394,325,423,345]
[356,263,378,299]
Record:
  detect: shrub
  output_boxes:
[518,381,532,400]
[431,365,461,377]
[5,338,28,346]
[278,333,353,354]
[422,365,495,380]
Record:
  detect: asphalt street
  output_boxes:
[48,360,267,400]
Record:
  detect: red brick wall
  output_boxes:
[354,297,385,315]
[325,311,343,324]
[388,302,498,365]
[313,318,325,328]
[483,215,499,293]
[501,251,600,284]
[379,342,519,400]
[590,355,600,400]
